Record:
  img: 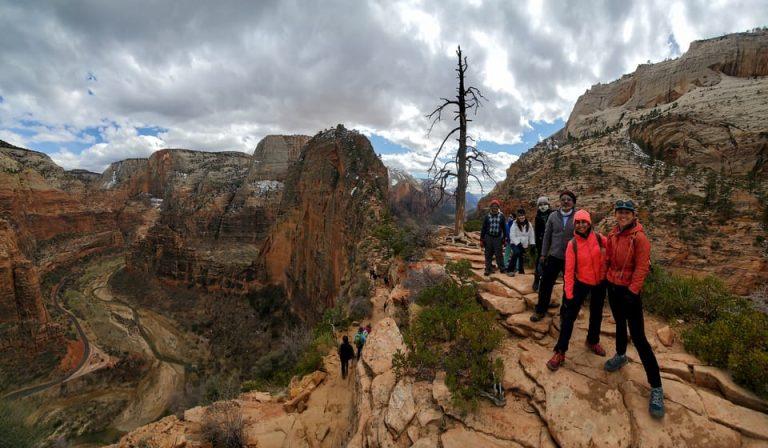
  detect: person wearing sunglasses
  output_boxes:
[546,209,607,371]
[530,190,576,322]
[604,199,664,418]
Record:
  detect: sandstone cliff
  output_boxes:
[0,141,121,349]
[483,30,768,293]
[257,125,389,319]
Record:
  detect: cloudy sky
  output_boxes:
[1,1,766,192]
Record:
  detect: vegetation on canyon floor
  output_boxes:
[0,400,50,448]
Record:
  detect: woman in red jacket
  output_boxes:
[547,209,607,371]
[604,199,664,419]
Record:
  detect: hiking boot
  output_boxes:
[530,312,545,322]
[604,354,628,372]
[546,352,565,371]
[507,271,516,277]
[586,342,606,356]
[649,387,665,418]
[484,270,491,276]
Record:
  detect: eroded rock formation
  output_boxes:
[257,125,389,319]
[484,30,768,293]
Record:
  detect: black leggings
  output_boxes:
[535,256,565,314]
[607,283,662,388]
[554,280,605,353]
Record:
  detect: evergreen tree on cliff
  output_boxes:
[427,45,492,237]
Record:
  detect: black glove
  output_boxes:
[625,289,640,302]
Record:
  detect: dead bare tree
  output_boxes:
[427,45,493,237]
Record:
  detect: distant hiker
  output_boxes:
[531,190,576,322]
[603,199,664,418]
[364,324,372,335]
[547,209,607,371]
[369,268,378,282]
[338,335,355,379]
[480,199,508,276]
[354,327,367,360]
[507,208,535,276]
[533,196,553,291]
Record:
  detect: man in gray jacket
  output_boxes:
[531,190,577,322]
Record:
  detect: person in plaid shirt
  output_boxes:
[480,199,508,276]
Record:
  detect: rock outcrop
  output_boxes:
[257,125,389,319]
[0,220,62,351]
[483,30,768,293]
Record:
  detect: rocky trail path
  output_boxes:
[109,234,768,448]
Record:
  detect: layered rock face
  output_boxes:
[257,125,388,319]
[118,136,313,291]
[0,141,118,348]
[0,220,62,350]
[484,31,768,293]
[122,149,256,289]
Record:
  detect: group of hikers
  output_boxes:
[337,325,371,379]
[480,191,664,418]
[336,190,664,419]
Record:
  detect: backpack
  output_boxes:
[354,332,365,346]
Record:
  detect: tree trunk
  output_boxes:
[455,49,468,237]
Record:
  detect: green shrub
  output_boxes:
[395,263,503,410]
[463,219,482,233]
[645,265,768,398]
[0,400,49,448]
[643,265,748,323]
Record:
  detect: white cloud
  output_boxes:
[0,0,765,181]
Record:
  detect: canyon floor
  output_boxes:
[9,255,208,446]
[108,232,768,448]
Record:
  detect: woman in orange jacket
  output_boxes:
[547,209,607,371]
[604,199,664,419]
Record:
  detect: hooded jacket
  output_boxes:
[564,210,607,299]
[606,220,651,294]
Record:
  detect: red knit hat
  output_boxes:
[489,199,501,207]
[574,209,591,224]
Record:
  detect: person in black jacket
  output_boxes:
[338,335,355,379]
[480,199,508,276]
[533,196,553,291]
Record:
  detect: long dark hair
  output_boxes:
[515,208,529,231]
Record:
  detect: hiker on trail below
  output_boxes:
[533,196,553,291]
[507,208,535,277]
[338,335,355,379]
[354,327,367,360]
[547,209,607,371]
[603,199,664,419]
[531,190,576,322]
[480,199,508,276]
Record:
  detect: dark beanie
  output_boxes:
[560,190,577,204]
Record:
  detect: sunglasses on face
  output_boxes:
[615,199,635,209]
